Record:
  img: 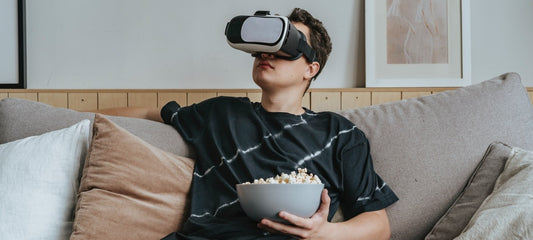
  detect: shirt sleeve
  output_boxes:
[340,130,399,219]
[160,100,208,143]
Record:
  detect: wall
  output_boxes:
[25,0,533,89]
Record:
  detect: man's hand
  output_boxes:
[257,189,332,239]
[257,189,392,240]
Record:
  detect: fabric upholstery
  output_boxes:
[0,120,91,239]
[0,98,194,158]
[71,114,194,240]
[337,73,533,239]
[425,142,511,239]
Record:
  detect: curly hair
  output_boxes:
[288,8,332,81]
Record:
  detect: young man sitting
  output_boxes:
[98,8,398,240]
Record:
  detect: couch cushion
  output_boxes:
[0,98,194,158]
[71,114,194,240]
[337,72,533,240]
[425,141,511,239]
[0,120,90,239]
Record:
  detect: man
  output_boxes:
[100,8,398,240]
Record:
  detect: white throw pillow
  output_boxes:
[0,120,91,240]
[454,147,533,240]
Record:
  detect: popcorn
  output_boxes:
[244,168,322,184]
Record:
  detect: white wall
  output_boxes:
[470,0,533,86]
[25,0,533,89]
[0,0,18,84]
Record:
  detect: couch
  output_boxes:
[1,72,532,240]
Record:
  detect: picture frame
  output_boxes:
[365,0,471,87]
[1,0,26,88]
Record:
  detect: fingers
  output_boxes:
[315,189,330,219]
[257,189,331,238]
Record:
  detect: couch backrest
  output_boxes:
[0,99,194,158]
[337,72,533,239]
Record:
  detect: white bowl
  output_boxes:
[236,183,324,222]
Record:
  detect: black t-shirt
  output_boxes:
[160,97,398,240]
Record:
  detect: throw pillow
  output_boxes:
[0,120,91,240]
[454,146,533,239]
[425,142,511,239]
[71,114,194,240]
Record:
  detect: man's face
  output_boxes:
[252,22,317,92]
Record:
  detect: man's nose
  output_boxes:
[259,53,275,59]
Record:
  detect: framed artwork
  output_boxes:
[1,0,26,88]
[365,0,470,87]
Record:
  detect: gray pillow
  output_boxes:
[424,142,511,239]
[336,72,533,240]
[0,98,194,158]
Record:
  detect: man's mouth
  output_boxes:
[258,61,273,69]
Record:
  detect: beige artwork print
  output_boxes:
[387,0,448,64]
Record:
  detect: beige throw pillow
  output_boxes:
[71,114,194,240]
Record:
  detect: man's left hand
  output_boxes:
[257,189,332,240]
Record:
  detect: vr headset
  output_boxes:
[225,11,317,62]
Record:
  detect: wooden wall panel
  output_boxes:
[217,92,247,98]
[371,92,401,105]
[98,93,128,109]
[341,92,371,110]
[158,92,187,108]
[38,93,68,108]
[188,92,217,105]
[247,92,262,103]
[402,91,431,100]
[68,93,98,111]
[2,87,531,112]
[302,92,311,110]
[311,92,341,112]
[8,92,38,101]
[128,92,157,108]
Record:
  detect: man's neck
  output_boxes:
[260,89,305,115]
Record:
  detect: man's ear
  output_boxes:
[304,62,320,81]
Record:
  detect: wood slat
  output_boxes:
[98,93,128,109]
[371,92,401,105]
[311,92,341,112]
[247,92,262,103]
[158,92,187,108]
[128,92,157,108]
[68,93,98,111]
[38,93,68,108]
[8,92,38,101]
[302,92,311,110]
[217,92,247,98]
[0,93,8,100]
[188,92,217,105]
[402,91,432,100]
[529,91,533,106]
[341,92,371,110]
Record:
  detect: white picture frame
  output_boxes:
[365,0,471,87]
[0,0,25,88]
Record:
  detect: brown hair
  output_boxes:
[288,8,332,81]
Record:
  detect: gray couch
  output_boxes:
[1,72,532,239]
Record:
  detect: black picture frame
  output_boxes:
[1,0,26,89]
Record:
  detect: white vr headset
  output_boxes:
[225,11,317,62]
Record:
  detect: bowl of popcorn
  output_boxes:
[236,168,324,222]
